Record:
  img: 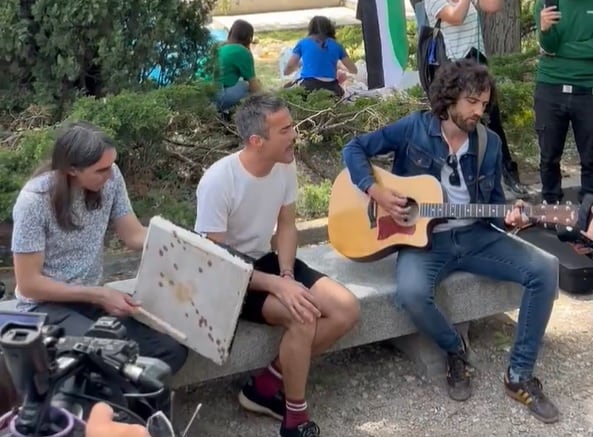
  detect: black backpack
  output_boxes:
[416,18,448,95]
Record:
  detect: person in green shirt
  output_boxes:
[534,0,593,204]
[215,19,262,111]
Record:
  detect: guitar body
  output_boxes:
[328,165,443,262]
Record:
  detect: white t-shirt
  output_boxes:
[433,139,476,232]
[194,152,298,259]
[424,0,484,61]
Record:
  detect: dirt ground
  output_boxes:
[173,291,593,437]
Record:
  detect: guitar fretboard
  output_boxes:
[420,203,528,219]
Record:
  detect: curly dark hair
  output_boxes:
[429,59,497,120]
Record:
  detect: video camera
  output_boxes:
[0,310,175,437]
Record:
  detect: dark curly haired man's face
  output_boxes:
[448,90,491,133]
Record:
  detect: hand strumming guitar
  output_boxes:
[367,184,411,223]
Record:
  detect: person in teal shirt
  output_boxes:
[215,20,262,111]
[534,0,593,204]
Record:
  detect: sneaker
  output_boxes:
[280,421,320,437]
[504,371,559,423]
[238,377,285,421]
[446,351,472,401]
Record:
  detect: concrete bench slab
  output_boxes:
[0,241,559,389]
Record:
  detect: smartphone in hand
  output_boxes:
[544,0,559,10]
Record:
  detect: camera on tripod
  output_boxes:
[0,310,175,437]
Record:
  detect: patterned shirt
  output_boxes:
[11,164,132,310]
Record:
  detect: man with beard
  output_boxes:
[194,93,359,437]
[342,59,559,424]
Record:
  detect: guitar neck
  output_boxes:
[420,203,529,219]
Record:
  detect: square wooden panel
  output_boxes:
[123,216,253,365]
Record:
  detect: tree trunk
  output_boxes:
[481,0,521,55]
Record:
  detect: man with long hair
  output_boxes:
[342,59,559,423]
[9,121,187,380]
[195,94,360,437]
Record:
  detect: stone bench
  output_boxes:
[0,241,559,389]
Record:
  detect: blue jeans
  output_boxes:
[216,80,249,111]
[394,222,557,379]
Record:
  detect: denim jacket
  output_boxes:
[342,110,507,228]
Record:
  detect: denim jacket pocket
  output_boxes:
[478,173,496,202]
[406,143,434,173]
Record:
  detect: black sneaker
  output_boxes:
[504,370,559,423]
[280,421,320,437]
[446,351,472,401]
[238,377,285,421]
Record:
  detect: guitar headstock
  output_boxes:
[529,203,579,226]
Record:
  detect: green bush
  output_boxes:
[0,0,217,117]
[297,181,332,220]
[0,129,55,222]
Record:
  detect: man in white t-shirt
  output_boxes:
[424,0,528,197]
[194,94,359,437]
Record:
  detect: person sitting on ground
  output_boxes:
[423,0,528,196]
[194,93,360,437]
[215,19,262,111]
[10,121,188,380]
[342,59,559,424]
[283,16,357,97]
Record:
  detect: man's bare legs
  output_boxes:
[242,277,359,432]
[265,277,360,367]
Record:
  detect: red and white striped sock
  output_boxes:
[284,398,309,429]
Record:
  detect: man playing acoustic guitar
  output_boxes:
[342,59,559,423]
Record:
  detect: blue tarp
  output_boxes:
[145,28,228,86]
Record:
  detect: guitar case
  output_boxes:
[516,226,593,295]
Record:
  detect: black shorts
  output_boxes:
[241,252,326,324]
[299,78,345,97]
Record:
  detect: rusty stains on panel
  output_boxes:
[172,282,195,303]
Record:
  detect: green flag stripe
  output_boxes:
[386,0,409,70]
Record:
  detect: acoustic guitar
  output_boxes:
[328,165,579,262]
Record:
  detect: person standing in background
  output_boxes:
[534,0,593,204]
[424,0,529,197]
